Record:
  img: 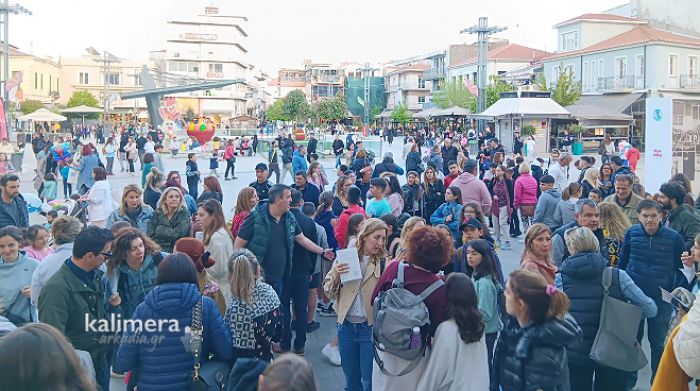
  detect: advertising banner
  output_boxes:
[644,97,673,193]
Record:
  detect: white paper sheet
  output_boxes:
[336,248,362,283]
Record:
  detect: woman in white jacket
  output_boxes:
[417,273,489,391]
[85,167,115,228]
[198,199,234,303]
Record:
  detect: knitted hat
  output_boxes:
[174,238,215,272]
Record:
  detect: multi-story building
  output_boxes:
[422,51,446,108]
[0,44,61,108]
[58,49,150,120]
[269,61,345,103]
[384,63,431,111]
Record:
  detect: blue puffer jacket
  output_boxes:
[430,201,462,242]
[114,282,233,391]
[619,224,685,300]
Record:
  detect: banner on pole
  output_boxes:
[0,98,8,140]
[644,97,672,194]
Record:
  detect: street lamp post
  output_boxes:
[0,0,31,139]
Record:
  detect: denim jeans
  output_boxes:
[337,320,373,391]
[281,273,309,351]
[336,154,342,168]
[630,299,672,387]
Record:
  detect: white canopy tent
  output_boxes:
[61,105,103,125]
[18,108,67,122]
[434,105,471,117]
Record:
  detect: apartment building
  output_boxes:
[384,63,431,111]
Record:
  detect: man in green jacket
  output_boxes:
[38,226,114,391]
[659,181,700,251]
[604,174,643,225]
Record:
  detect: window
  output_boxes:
[636,54,645,88]
[168,62,178,72]
[597,60,604,89]
[561,31,578,51]
[187,62,199,73]
[669,54,679,87]
[418,96,426,104]
[34,73,37,89]
[418,77,425,88]
[552,66,560,84]
[582,62,589,91]
[208,63,223,73]
[134,75,142,86]
[79,72,89,85]
[49,76,52,91]
[689,56,698,78]
[615,57,627,79]
[692,105,700,121]
[105,73,120,85]
[40,74,43,90]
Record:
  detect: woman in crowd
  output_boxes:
[372,226,450,389]
[0,152,13,175]
[141,152,154,187]
[599,163,615,198]
[422,166,445,221]
[598,201,631,267]
[85,167,114,228]
[466,239,503,366]
[108,228,166,319]
[0,323,98,391]
[224,248,282,362]
[73,144,100,195]
[514,163,538,233]
[385,175,405,217]
[103,136,117,175]
[599,133,615,164]
[0,226,38,325]
[197,175,223,204]
[430,186,463,246]
[307,161,329,192]
[165,171,187,194]
[581,167,601,199]
[22,224,53,261]
[351,149,370,179]
[115,254,233,390]
[324,218,388,391]
[671,172,696,207]
[489,165,513,250]
[198,199,234,302]
[557,226,656,391]
[394,216,426,261]
[493,269,581,391]
[124,136,137,175]
[230,187,258,239]
[332,175,352,216]
[554,182,582,230]
[520,223,556,284]
[258,354,318,391]
[417,273,489,391]
[315,191,338,251]
[147,187,191,253]
[107,185,155,232]
[405,143,422,174]
[143,168,164,211]
[173,237,226,316]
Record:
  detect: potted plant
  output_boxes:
[521,124,537,138]
[569,124,585,155]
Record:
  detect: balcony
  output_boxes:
[314,74,341,84]
[597,75,635,90]
[680,74,700,89]
[401,82,429,91]
[423,68,445,80]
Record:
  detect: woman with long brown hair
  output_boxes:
[198,199,234,302]
[307,161,329,192]
[147,186,191,253]
[198,175,224,204]
[421,166,445,221]
[230,187,258,238]
[332,175,352,216]
[520,223,557,284]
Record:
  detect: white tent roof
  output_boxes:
[413,107,442,118]
[477,97,570,119]
[61,105,103,114]
[18,108,67,122]
[434,105,471,117]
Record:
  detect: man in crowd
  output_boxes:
[576,156,596,183]
[280,135,294,183]
[234,184,334,297]
[306,133,318,162]
[604,174,644,225]
[453,159,491,214]
[658,181,700,251]
[561,129,574,153]
[332,134,344,168]
[135,132,148,168]
[551,198,608,266]
[619,200,687,383]
[0,174,28,229]
[441,138,459,176]
[533,174,561,231]
[283,189,319,355]
[38,226,115,391]
[609,155,632,186]
[490,138,505,160]
[292,171,320,207]
[443,161,461,188]
[292,145,309,175]
[372,152,404,178]
[548,151,572,191]
[250,163,273,202]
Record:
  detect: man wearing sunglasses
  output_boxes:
[38,226,114,391]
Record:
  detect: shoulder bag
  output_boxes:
[187,297,231,391]
[589,267,648,371]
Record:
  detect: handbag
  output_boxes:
[589,267,648,371]
[187,298,231,391]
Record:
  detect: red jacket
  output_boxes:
[626,147,641,164]
[223,145,236,160]
[443,173,460,188]
[335,204,366,248]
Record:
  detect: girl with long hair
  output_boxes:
[198,199,234,302]
[394,216,426,261]
[344,213,366,249]
[0,226,38,325]
[598,201,631,267]
[385,175,404,217]
[146,186,191,253]
[417,273,488,391]
[104,136,117,175]
[143,168,164,210]
[581,167,601,199]
[430,186,463,246]
[332,175,352,216]
[421,166,444,221]
[22,224,53,261]
[520,223,556,284]
[315,190,338,250]
[230,187,258,239]
[198,175,223,204]
[599,163,614,198]
[307,161,329,192]
[489,165,513,250]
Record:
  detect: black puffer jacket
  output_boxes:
[493,315,582,391]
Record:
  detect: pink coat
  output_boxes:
[513,173,538,209]
[452,172,492,213]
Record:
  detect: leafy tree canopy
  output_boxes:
[391,103,411,125]
[19,100,44,114]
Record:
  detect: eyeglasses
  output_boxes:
[100,251,112,259]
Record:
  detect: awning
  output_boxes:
[573,93,643,116]
[565,93,641,127]
[413,107,442,118]
[18,108,67,122]
[376,110,393,119]
[476,97,570,119]
[433,105,471,117]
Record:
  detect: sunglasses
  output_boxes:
[100,251,112,259]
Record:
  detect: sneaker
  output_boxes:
[505,241,512,251]
[322,343,341,366]
[293,347,305,356]
[307,321,320,333]
[319,305,336,317]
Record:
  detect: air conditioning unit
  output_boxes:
[173,52,180,58]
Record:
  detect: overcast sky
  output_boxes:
[12,0,624,74]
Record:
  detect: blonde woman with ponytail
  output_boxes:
[223,248,282,362]
[493,269,582,391]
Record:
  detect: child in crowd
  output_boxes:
[185,153,201,200]
[44,210,58,231]
[40,173,57,202]
[588,188,603,203]
[365,178,391,218]
[430,186,463,247]
[209,150,220,177]
[22,225,54,261]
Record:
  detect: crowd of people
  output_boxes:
[2,124,700,391]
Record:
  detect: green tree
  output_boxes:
[370,106,383,124]
[66,90,101,119]
[19,100,44,114]
[318,96,348,122]
[432,79,475,109]
[391,103,412,126]
[470,76,514,112]
[283,89,310,122]
[266,99,290,122]
[536,70,581,107]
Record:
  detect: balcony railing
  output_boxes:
[597,75,635,90]
[423,69,445,80]
[314,74,341,84]
[680,74,700,89]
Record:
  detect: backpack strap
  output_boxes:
[395,261,406,288]
[601,266,612,295]
[380,257,386,275]
[601,267,623,299]
[418,278,445,301]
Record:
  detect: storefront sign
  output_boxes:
[644,97,672,193]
